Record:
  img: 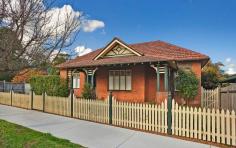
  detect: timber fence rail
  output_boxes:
[0,91,235,146]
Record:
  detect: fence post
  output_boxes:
[167,92,172,135]
[3,80,5,92]
[10,87,13,106]
[218,86,221,109]
[31,89,34,110]
[43,92,45,112]
[71,76,74,117]
[109,91,113,124]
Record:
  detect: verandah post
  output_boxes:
[109,91,113,124]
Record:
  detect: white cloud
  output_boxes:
[224,57,236,75]
[44,5,81,35]
[226,68,236,75]
[2,2,105,43]
[226,58,232,63]
[74,46,92,56]
[50,50,67,61]
[82,20,105,32]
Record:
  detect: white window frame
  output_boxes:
[108,70,132,91]
[73,73,80,89]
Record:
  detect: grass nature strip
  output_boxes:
[0,119,83,148]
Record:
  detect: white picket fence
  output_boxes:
[172,99,236,146]
[0,91,236,146]
[201,87,219,109]
[112,99,168,133]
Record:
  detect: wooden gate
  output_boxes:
[32,92,43,111]
[201,87,220,109]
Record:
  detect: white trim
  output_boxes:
[94,39,142,60]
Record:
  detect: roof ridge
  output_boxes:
[155,40,209,56]
[129,40,162,46]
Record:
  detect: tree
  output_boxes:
[176,69,199,105]
[0,28,26,72]
[0,0,82,73]
[11,68,46,83]
[201,61,226,89]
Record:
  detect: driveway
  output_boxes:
[0,104,217,148]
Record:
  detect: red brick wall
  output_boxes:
[59,61,202,106]
[145,66,165,103]
[96,65,146,102]
[74,72,86,97]
[60,69,67,79]
[175,61,202,107]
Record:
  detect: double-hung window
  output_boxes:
[73,74,80,89]
[109,70,131,90]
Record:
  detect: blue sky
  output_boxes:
[55,0,236,74]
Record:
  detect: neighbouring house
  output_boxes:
[221,74,236,83]
[58,38,209,106]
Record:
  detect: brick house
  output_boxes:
[58,38,209,106]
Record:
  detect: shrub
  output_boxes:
[11,68,46,83]
[81,83,96,99]
[175,69,199,104]
[30,75,69,97]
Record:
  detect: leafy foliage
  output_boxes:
[30,75,69,97]
[201,61,227,89]
[81,83,96,99]
[176,69,199,101]
[11,68,46,83]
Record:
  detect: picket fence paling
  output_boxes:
[112,98,168,133]
[44,94,71,116]
[73,97,109,124]
[172,99,236,146]
[0,92,11,105]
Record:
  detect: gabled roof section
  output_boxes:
[94,37,143,60]
[57,38,210,69]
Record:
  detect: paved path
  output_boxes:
[0,104,217,148]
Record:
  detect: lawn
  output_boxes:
[0,119,83,148]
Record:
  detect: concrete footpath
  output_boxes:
[0,104,217,148]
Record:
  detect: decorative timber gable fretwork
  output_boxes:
[94,38,143,60]
[104,45,136,58]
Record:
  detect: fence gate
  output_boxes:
[201,87,220,109]
[32,92,44,111]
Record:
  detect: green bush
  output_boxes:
[30,75,69,97]
[81,83,96,99]
[175,69,199,104]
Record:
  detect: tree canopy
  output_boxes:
[201,61,227,89]
[0,0,82,73]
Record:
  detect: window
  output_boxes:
[73,74,80,89]
[109,70,132,90]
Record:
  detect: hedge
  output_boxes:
[30,75,69,97]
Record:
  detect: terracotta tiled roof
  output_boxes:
[58,39,209,68]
